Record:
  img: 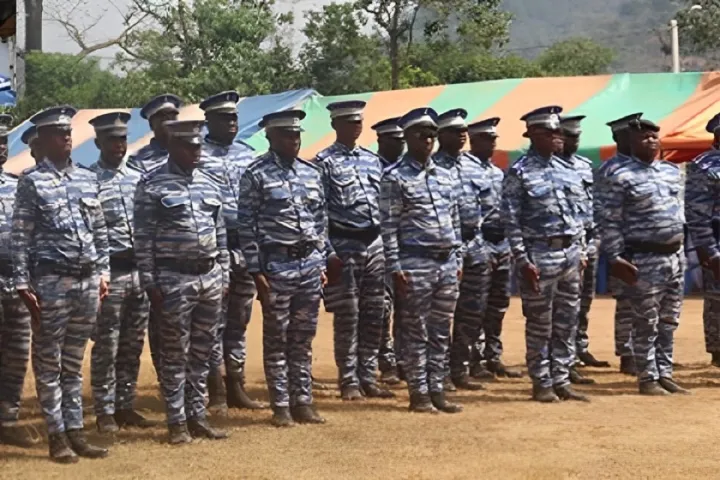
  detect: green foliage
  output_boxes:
[535,38,615,76]
[676,1,720,55]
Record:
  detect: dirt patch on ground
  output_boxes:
[2,297,719,479]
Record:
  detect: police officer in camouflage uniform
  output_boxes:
[87,112,155,434]
[466,118,522,380]
[134,119,230,444]
[380,108,463,414]
[128,93,184,384]
[685,113,720,368]
[373,117,405,385]
[559,115,609,385]
[595,113,642,376]
[501,106,588,404]
[12,106,110,463]
[601,118,688,396]
[198,91,266,414]
[433,109,489,392]
[0,114,37,449]
[316,101,393,401]
[236,110,328,427]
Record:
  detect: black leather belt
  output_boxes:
[534,235,576,250]
[625,241,681,255]
[110,250,137,271]
[35,260,95,278]
[262,243,316,260]
[481,226,504,244]
[401,246,454,261]
[155,258,216,275]
[329,222,380,246]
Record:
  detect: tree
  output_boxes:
[675,1,720,66]
[300,3,391,95]
[534,38,615,76]
[113,0,302,101]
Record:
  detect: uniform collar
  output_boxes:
[167,158,194,177]
[405,154,435,173]
[332,141,360,156]
[204,135,233,148]
[41,157,75,177]
[149,137,168,153]
[98,154,129,173]
[271,151,296,172]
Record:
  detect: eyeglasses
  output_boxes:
[413,130,438,140]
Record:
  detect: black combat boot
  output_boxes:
[620,356,636,375]
[470,362,495,380]
[569,367,596,385]
[380,368,401,385]
[442,377,457,393]
[290,405,326,424]
[340,385,364,401]
[408,392,437,414]
[361,382,395,399]
[658,377,691,395]
[712,352,720,368]
[188,417,229,440]
[168,422,192,445]
[271,407,295,428]
[639,381,670,396]
[577,351,611,368]
[114,409,157,429]
[96,414,119,434]
[451,374,485,391]
[487,360,523,378]
[48,432,79,464]
[430,391,463,414]
[66,429,109,458]
[554,384,590,402]
[532,384,560,403]
[225,374,267,410]
[207,369,228,417]
[0,424,39,448]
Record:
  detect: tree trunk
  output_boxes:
[390,36,399,90]
[24,0,43,52]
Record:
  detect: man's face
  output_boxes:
[334,118,363,143]
[530,127,564,154]
[98,135,128,165]
[378,135,405,162]
[438,127,468,153]
[170,139,202,170]
[406,126,437,159]
[631,129,660,161]
[469,133,496,159]
[563,133,580,155]
[269,129,301,158]
[207,111,238,143]
[151,110,179,139]
[41,127,73,158]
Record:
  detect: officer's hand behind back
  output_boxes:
[609,258,639,286]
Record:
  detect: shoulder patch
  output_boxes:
[359,146,379,157]
[313,148,334,162]
[298,158,321,171]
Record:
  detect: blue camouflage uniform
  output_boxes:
[235,146,328,409]
[602,143,685,384]
[134,125,229,426]
[685,115,720,357]
[201,137,258,379]
[127,138,169,174]
[317,119,385,391]
[87,151,149,418]
[381,123,462,400]
[501,107,586,390]
[12,111,110,435]
[433,147,491,381]
[0,165,32,428]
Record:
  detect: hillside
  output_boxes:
[502,0,685,72]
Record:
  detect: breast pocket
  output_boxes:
[99,189,124,226]
[471,178,492,201]
[402,180,431,204]
[38,200,72,231]
[160,194,192,230]
[264,181,292,205]
[79,197,102,232]
[198,197,221,235]
[330,167,358,207]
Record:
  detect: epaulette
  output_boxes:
[197,167,224,184]
[576,154,593,165]
[358,146,378,157]
[657,159,680,171]
[313,147,334,163]
[22,164,40,176]
[234,139,255,152]
[3,171,18,179]
[460,152,483,166]
[126,161,144,174]
[77,163,94,171]
[140,166,164,185]
[298,158,321,171]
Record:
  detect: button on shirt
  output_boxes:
[88,156,142,256]
[686,149,720,259]
[133,160,230,290]
[601,156,685,261]
[127,137,169,174]
[11,159,110,289]
[501,152,585,268]
[234,151,329,274]
[433,150,489,265]
[380,154,462,273]
[317,142,383,229]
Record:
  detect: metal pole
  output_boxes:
[671,19,680,73]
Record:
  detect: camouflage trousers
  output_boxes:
[609,277,634,358]
[471,248,512,364]
[701,269,720,354]
[90,268,149,416]
[209,268,256,377]
[398,254,459,396]
[378,279,402,373]
[32,273,100,434]
[576,250,598,354]
[519,244,581,389]
[624,252,684,383]
[0,290,32,426]
[325,237,385,388]
[449,260,491,379]
[157,264,223,425]
[147,310,162,381]
[261,250,323,408]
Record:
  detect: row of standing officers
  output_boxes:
[0,90,709,464]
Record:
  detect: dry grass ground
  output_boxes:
[2,297,720,479]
